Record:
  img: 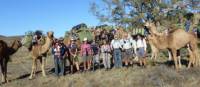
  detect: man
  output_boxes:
[185,19,191,32]
[69,38,80,73]
[32,31,42,46]
[111,35,122,68]
[91,40,100,71]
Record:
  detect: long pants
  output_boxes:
[102,53,111,69]
[93,54,100,64]
[185,25,190,32]
[113,49,122,68]
[54,56,64,76]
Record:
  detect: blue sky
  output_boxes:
[0,0,99,37]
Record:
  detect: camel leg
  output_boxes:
[29,58,36,79]
[40,57,46,77]
[4,59,8,83]
[150,52,154,60]
[194,50,199,66]
[33,59,37,77]
[177,50,182,68]
[168,50,172,61]
[1,60,5,83]
[187,51,193,69]
[178,56,182,68]
[172,49,178,70]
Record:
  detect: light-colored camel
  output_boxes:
[148,39,159,60]
[145,22,199,70]
[0,40,22,83]
[147,30,173,61]
[29,31,54,79]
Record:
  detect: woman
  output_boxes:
[123,33,134,67]
[101,40,111,70]
[69,39,80,73]
[52,39,65,76]
[135,34,147,67]
[111,35,122,68]
[80,37,92,71]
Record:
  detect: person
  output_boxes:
[59,37,70,75]
[91,40,100,71]
[122,33,134,67]
[52,38,66,76]
[185,19,191,32]
[111,35,122,68]
[32,31,42,46]
[197,20,200,38]
[134,34,147,67]
[69,38,80,73]
[101,40,112,70]
[80,37,93,71]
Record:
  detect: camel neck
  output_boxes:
[8,44,20,55]
[151,26,162,36]
[40,37,52,54]
[154,35,168,49]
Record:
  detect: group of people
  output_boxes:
[51,28,147,76]
[31,19,200,77]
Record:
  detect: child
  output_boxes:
[101,40,112,70]
[135,34,147,67]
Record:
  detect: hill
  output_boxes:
[0,35,23,45]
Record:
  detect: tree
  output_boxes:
[90,0,199,31]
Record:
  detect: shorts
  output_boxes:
[136,47,145,58]
[71,55,79,62]
[124,49,133,59]
[82,55,91,62]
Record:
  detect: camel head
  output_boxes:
[144,21,160,35]
[47,31,54,39]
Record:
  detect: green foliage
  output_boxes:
[77,28,93,42]
[90,0,194,29]
[22,31,33,48]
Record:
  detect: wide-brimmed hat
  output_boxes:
[83,37,87,41]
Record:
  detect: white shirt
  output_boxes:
[122,39,132,49]
[130,38,136,48]
[111,39,122,49]
[135,39,147,51]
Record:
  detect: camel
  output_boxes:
[145,22,199,70]
[148,39,159,60]
[147,32,173,61]
[0,40,22,83]
[28,31,54,79]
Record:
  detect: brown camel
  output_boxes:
[145,22,199,70]
[29,31,54,79]
[0,40,22,83]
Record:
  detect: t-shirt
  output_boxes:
[101,45,111,53]
[80,43,92,56]
[69,43,78,54]
[91,43,99,55]
[111,39,122,49]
